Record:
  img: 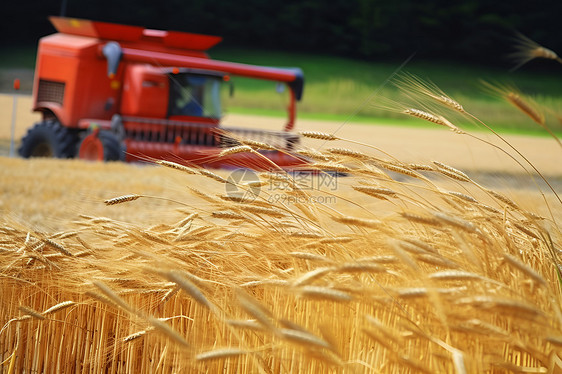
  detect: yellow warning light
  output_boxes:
[110,80,120,90]
[70,19,81,28]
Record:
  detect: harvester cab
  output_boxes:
[19,17,306,170]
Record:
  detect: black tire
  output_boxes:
[18,120,78,158]
[94,130,125,161]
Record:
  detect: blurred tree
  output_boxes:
[2,0,561,67]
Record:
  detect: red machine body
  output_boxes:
[21,17,306,170]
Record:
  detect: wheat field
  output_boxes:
[1,77,562,373]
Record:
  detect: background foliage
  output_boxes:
[4,0,561,66]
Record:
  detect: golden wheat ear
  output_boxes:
[480,80,562,148]
[510,32,562,71]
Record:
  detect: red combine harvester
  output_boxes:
[19,17,306,170]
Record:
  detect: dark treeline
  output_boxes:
[4,0,561,67]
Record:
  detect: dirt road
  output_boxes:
[1,93,560,186]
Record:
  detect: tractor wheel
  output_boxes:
[18,120,78,158]
[78,130,125,162]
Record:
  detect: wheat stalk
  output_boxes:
[327,147,370,160]
[296,149,332,161]
[506,92,545,125]
[289,251,333,263]
[147,316,191,348]
[332,216,381,228]
[219,145,256,157]
[311,162,351,173]
[236,289,276,332]
[297,286,353,302]
[241,139,276,150]
[104,194,142,205]
[159,270,213,309]
[400,212,441,226]
[300,131,339,141]
[503,253,546,286]
[42,301,76,315]
[155,160,198,174]
[395,73,466,113]
[353,185,397,198]
[337,262,386,273]
[226,319,264,331]
[403,108,463,133]
[123,327,155,342]
[212,211,247,220]
[510,32,562,70]
[292,267,335,287]
[432,161,472,183]
[279,328,333,350]
[43,238,72,257]
[456,295,545,318]
[428,270,484,281]
[196,348,248,362]
[199,169,228,183]
[18,306,45,320]
[447,191,478,204]
[408,163,435,171]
